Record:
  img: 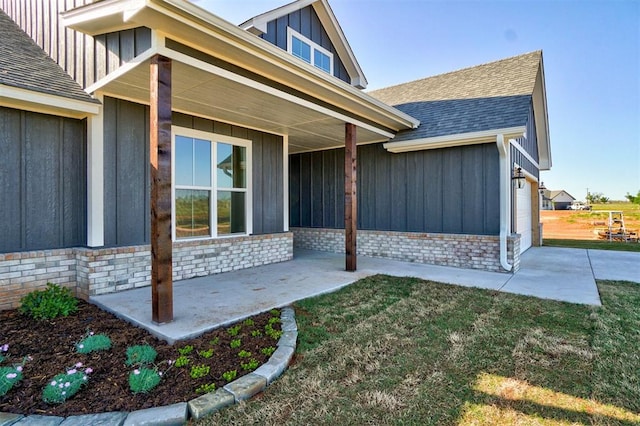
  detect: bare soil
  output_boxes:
[0,300,281,417]
[541,210,640,240]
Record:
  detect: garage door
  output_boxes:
[516,181,532,253]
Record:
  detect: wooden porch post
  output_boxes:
[150,55,173,324]
[345,123,357,271]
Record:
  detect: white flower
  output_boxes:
[51,380,57,386]
[6,373,17,379]
[134,369,140,375]
[16,366,22,372]
[75,362,83,368]
[159,372,163,376]
[89,332,94,335]
[78,344,84,349]
[64,382,70,388]
[62,391,66,396]
[83,375,88,381]
[59,383,64,388]
[85,368,93,374]
[67,369,77,375]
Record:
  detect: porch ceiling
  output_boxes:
[98,56,390,153]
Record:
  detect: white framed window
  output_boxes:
[287,27,333,74]
[171,126,252,241]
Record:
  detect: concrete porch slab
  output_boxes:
[588,249,640,283]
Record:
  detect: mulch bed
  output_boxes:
[0,300,281,417]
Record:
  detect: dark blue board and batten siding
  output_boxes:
[0,0,151,89]
[290,143,501,235]
[259,5,350,84]
[0,106,86,253]
[102,97,285,248]
[511,103,540,180]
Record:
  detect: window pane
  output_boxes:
[292,36,311,63]
[314,50,331,73]
[175,136,193,186]
[175,189,210,238]
[194,139,211,186]
[217,144,246,189]
[217,191,246,235]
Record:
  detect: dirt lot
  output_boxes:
[541,209,640,240]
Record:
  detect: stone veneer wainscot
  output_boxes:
[0,233,293,310]
[292,227,520,273]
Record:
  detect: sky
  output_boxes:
[193,0,640,201]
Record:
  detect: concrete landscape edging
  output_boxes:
[0,307,297,426]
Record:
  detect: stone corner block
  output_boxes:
[280,308,297,332]
[277,330,298,348]
[15,415,64,426]
[59,412,128,426]
[123,402,187,426]
[0,413,24,426]
[188,388,235,420]
[223,373,266,402]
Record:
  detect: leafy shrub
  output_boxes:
[222,370,237,382]
[237,350,252,358]
[125,345,157,366]
[265,324,282,340]
[198,348,214,359]
[261,346,276,357]
[227,325,241,337]
[190,364,210,379]
[177,345,194,356]
[241,359,260,371]
[230,339,241,349]
[209,337,220,346]
[242,318,255,327]
[251,330,263,337]
[42,364,92,404]
[129,368,161,394]
[269,308,280,316]
[76,333,111,354]
[196,382,216,394]
[19,283,78,320]
[0,366,23,397]
[174,355,190,367]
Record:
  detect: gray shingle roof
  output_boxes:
[369,51,542,141]
[0,10,98,104]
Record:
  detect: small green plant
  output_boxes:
[196,382,216,394]
[198,348,214,359]
[0,344,8,364]
[238,350,252,358]
[125,345,157,366]
[230,339,241,349]
[264,324,282,340]
[177,345,194,356]
[42,363,92,404]
[174,355,190,368]
[242,318,255,327]
[209,337,220,346]
[269,308,280,316]
[76,333,111,354]
[129,367,161,394]
[227,325,241,336]
[241,358,260,371]
[19,283,78,320]
[190,364,210,379]
[261,346,276,357]
[222,369,237,382]
[251,330,263,337]
[268,316,281,325]
[1,353,30,397]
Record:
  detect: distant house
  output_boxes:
[0,0,552,310]
[541,190,575,210]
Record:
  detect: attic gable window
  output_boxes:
[287,28,333,74]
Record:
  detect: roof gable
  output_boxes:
[240,0,367,89]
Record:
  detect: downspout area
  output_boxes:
[496,134,513,272]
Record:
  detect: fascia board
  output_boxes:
[383,126,526,153]
[60,0,146,36]
[534,59,552,170]
[0,85,100,118]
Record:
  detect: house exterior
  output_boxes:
[0,0,551,311]
[543,190,575,210]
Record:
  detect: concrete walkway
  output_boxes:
[91,247,640,343]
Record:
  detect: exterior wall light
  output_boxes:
[512,167,525,189]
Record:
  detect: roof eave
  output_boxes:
[61,0,417,132]
[534,55,552,170]
[383,126,526,153]
[0,84,101,119]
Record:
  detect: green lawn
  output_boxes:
[543,238,640,252]
[197,276,640,425]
